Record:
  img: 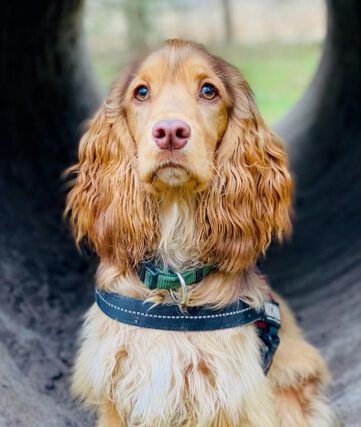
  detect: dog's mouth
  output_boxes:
[141,149,208,191]
[156,160,186,171]
[151,161,191,186]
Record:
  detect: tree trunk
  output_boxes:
[0,1,100,425]
[0,0,360,425]
[123,0,149,53]
[221,0,233,43]
[263,1,361,424]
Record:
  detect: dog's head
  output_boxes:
[66,40,292,273]
[126,42,229,192]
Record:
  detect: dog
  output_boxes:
[66,39,338,426]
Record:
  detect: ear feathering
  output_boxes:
[196,67,293,273]
[65,78,159,270]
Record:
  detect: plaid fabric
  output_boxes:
[138,261,215,290]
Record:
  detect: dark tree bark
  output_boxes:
[221,0,233,43]
[263,1,361,425]
[0,1,100,425]
[0,0,360,425]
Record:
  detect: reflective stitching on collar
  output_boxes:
[95,290,281,373]
[96,290,253,320]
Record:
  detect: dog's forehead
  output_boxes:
[136,49,215,84]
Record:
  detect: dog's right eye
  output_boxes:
[200,83,218,100]
[134,85,149,101]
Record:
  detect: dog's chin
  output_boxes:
[143,162,207,193]
[156,166,190,187]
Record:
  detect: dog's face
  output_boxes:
[125,49,229,191]
[66,40,292,273]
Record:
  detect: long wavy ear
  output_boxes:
[65,74,158,271]
[196,71,292,273]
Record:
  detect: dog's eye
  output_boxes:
[200,83,218,100]
[134,85,149,101]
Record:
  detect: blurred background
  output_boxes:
[85,0,326,123]
[2,0,361,425]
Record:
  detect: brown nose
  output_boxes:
[152,119,191,150]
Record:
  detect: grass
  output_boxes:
[90,42,322,125]
[214,43,322,124]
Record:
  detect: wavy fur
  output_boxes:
[66,40,338,427]
[196,72,292,272]
[66,82,159,270]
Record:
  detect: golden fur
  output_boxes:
[66,40,338,426]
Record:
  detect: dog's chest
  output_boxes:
[76,306,270,426]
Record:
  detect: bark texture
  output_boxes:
[0,0,360,425]
[0,1,100,425]
[264,1,361,425]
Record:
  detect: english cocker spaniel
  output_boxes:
[66,40,338,427]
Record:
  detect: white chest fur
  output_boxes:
[72,305,276,427]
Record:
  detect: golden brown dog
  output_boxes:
[66,39,338,426]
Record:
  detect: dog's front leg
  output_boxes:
[269,294,339,427]
[97,401,125,427]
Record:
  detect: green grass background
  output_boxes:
[91,42,322,124]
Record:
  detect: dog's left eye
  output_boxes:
[200,83,218,100]
[134,85,149,101]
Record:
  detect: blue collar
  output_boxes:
[95,290,281,373]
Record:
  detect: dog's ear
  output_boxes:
[65,72,158,270]
[196,72,292,273]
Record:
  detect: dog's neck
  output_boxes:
[97,260,268,308]
[156,189,199,271]
[96,189,270,308]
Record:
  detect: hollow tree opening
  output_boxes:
[0,0,359,425]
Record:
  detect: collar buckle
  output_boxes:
[138,261,159,290]
[138,260,215,291]
[262,301,281,327]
